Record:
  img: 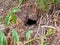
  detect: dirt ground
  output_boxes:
[0,0,60,45]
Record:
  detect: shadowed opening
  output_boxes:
[25,19,37,26]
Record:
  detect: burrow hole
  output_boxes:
[25,18,37,26]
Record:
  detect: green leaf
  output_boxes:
[11,13,17,24]
[3,37,8,45]
[12,29,19,43]
[46,28,55,36]
[5,13,17,26]
[0,31,8,45]
[10,7,20,13]
[0,31,4,45]
[3,34,8,45]
[5,14,11,26]
[18,0,23,4]
[26,30,33,41]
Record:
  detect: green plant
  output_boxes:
[0,30,8,45]
[12,29,19,44]
[46,28,55,36]
[39,28,55,45]
[18,0,24,4]
[37,0,60,12]
[5,0,23,26]
[5,14,11,26]
[26,30,33,45]
[5,7,20,26]
[26,30,33,41]
[10,7,21,13]
[5,13,17,26]
[39,35,47,45]
[37,0,49,12]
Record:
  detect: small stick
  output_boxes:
[41,25,56,30]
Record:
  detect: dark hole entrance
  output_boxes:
[25,19,37,26]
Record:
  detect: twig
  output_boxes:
[41,25,56,30]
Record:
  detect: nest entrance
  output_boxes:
[25,18,37,26]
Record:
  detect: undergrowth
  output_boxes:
[0,0,60,45]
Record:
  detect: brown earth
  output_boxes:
[0,0,60,45]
